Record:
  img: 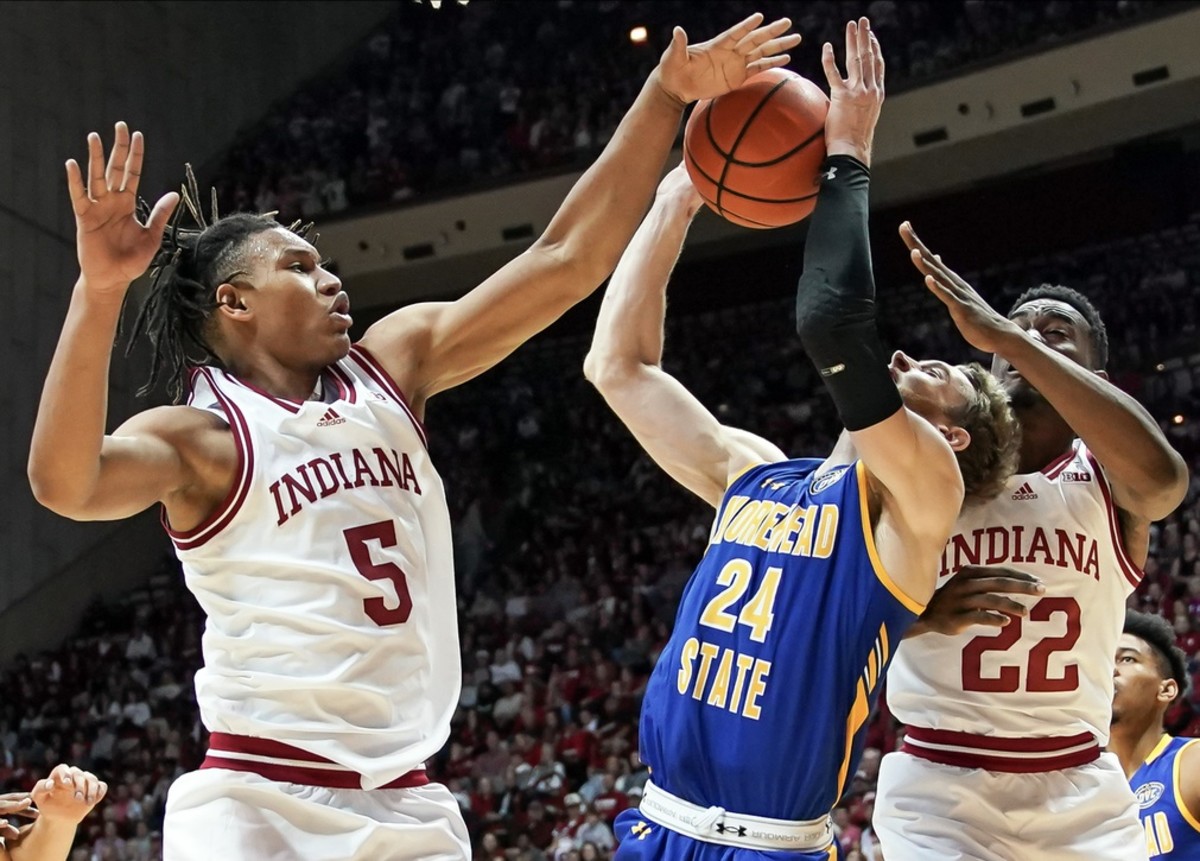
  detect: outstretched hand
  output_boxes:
[913,566,1045,636]
[66,121,179,298]
[900,221,1025,354]
[656,13,800,105]
[820,18,885,164]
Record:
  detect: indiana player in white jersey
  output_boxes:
[875,225,1189,861]
[27,18,802,860]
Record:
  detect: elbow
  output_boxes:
[583,351,641,394]
[27,464,88,520]
[1147,453,1191,520]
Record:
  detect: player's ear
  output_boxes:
[937,424,970,453]
[215,283,252,320]
[1160,678,1179,705]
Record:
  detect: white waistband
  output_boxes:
[637,781,834,852]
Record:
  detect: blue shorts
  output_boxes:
[613,808,839,861]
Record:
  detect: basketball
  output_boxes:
[683,68,830,229]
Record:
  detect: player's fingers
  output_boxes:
[748,54,791,73]
[844,20,860,87]
[146,190,181,237]
[966,592,1033,616]
[747,32,801,62]
[122,130,145,195]
[79,772,100,803]
[820,43,843,89]
[0,822,18,841]
[65,159,92,216]
[96,781,108,803]
[715,12,765,47]
[105,121,130,190]
[734,16,792,52]
[966,610,1019,628]
[662,26,687,66]
[87,132,108,198]
[49,763,72,785]
[871,30,885,90]
[962,577,1045,598]
[958,566,1042,584]
[857,19,875,90]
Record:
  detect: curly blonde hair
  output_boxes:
[950,363,1022,503]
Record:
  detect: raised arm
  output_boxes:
[584,166,785,508]
[27,123,205,522]
[900,225,1188,524]
[796,20,963,545]
[358,15,801,413]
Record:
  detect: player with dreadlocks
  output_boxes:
[28,14,800,860]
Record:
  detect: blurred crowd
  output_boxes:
[210,0,1179,223]
[2,199,1197,859]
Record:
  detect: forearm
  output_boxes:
[795,155,901,430]
[28,279,125,509]
[585,188,700,375]
[999,334,1187,517]
[538,69,684,280]
[8,818,78,861]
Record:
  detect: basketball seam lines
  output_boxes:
[708,77,791,215]
[684,143,820,205]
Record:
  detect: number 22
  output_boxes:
[961,596,1081,692]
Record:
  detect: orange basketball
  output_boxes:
[683,69,829,229]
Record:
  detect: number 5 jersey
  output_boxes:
[888,439,1143,764]
[639,458,924,820]
[167,346,459,790]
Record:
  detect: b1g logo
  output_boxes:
[1060,471,1092,482]
[1135,781,1166,809]
[811,466,850,494]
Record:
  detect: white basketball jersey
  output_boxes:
[168,345,459,789]
[888,440,1142,744]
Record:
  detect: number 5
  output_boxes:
[343,521,413,626]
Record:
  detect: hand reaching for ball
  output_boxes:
[820,17,885,165]
[656,13,800,105]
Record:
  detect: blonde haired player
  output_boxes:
[27,13,800,860]
[876,229,1189,860]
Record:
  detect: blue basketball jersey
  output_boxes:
[639,459,924,821]
[1131,735,1200,859]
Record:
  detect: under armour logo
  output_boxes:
[715,823,748,837]
[823,166,838,181]
[631,821,652,840]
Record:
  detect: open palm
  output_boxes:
[658,13,801,105]
[66,121,179,296]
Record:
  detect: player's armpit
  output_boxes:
[37,405,228,523]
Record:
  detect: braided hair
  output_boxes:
[125,166,317,403]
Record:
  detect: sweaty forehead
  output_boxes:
[1009,299,1085,325]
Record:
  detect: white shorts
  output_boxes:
[164,768,471,861]
[873,750,1147,861]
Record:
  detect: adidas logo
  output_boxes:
[316,408,346,427]
[1011,481,1038,500]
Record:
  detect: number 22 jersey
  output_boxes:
[888,440,1143,755]
[639,458,924,820]
[168,345,459,790]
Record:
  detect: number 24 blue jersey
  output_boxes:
[639,459,924,821]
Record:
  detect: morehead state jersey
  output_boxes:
[640,458,923,820]
[1132,736,1200,859]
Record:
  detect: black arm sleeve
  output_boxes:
[795,154,903,431]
